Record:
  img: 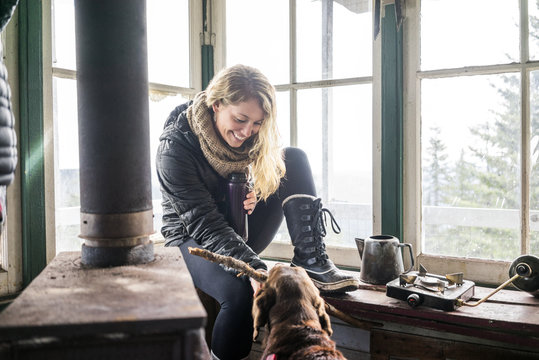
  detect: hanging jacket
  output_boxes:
[0,0,18,186]
[156,101,267,271]
[0,0,18,33]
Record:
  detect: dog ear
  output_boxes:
[313,296,333,336]
[252,286,276,341]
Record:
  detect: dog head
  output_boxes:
[252,264,332,340]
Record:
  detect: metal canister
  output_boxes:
[226,173,249,241]
[509,254,539,298]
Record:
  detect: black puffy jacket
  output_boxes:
[0,0,18,186]
[156,102,267,271]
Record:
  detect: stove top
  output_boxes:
[385,265,475,311]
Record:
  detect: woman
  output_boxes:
[156,64,358,360]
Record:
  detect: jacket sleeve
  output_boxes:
[156,138,267,272]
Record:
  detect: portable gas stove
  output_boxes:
[386,264,475,311]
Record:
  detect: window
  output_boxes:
[52,0,201,253]
[405,0,538,283]
[36,0,539,284]
[221,0,373,265]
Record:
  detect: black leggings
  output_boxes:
[178,147,316,360]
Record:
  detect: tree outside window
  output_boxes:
[420,0,539,265]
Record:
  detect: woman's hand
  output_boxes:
[250,269,267,296]
[250,278,263,296]
[244,191,257,215]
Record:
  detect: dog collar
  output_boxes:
[266,355,277,360]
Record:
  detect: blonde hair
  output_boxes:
[205,64,286,201]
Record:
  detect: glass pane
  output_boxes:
[530,2,539,62]
[276,90,290,148]
[226,0,289,84]
[147,0,190,87]
[297,84,372,247]
[271,91,291,244]
[297,0,372,82]
[54,77,81,253]
[52,0,190,87]
[149,92,191,234]
[297,89,323,193]
[421,74,521,261]
[421,0,519,70]
[53,76,188,252]
[52,0,76,70]
[530,71,539,254]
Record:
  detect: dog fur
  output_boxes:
[252,264,347,360]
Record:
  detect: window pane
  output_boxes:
[530,71,539,254]
[149,93,191,234]
[147,0,190,87]
[530,1,539,61]
[54,77,82,253]
[276,90,290,148]
[421,0,519,70]
[52,0,191,87]
[296,0,372,82]
[53,76,189,252]
[297,85,372,247]
[226,0,289,84]
[297,89,323,190]
[52,0,76,70]
[421,74,521,261]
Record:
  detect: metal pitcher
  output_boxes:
[355,235,414,285]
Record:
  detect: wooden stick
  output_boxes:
[188,247,267,282]
[187,247,382,330]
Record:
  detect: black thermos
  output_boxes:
[226,173,249,241]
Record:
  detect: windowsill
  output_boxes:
[323,277,539,353]
[263,260,539,353]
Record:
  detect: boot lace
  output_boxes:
[312,198,341,263]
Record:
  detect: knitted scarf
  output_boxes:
[187,91,254,178]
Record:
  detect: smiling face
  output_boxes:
[212,98,265,148]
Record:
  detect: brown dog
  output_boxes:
[252,264,347,360]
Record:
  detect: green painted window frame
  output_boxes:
[19,0,47,287]
[380,3,403,241]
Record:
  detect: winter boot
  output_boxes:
[282,194,360,293]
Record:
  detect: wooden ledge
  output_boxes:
[263,260,539,351]
[323,279,539,351]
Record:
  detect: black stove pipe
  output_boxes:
[75,0,154,266]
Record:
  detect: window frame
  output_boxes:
[404,0,538,284]
[214,0,381,268]
[8,0,534,290]
[46,0,202,270]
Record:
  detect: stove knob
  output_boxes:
[407,293,422,308]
